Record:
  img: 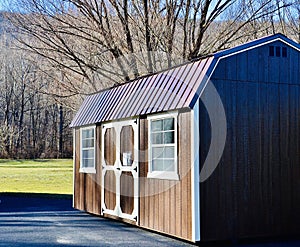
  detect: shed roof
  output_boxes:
[70,33,300,128]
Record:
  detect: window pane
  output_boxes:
[152,147,164,159]
[151,133,162,144]
[82,130,87,139]
[82,128,94,139]
[164,147,174,158]
[83,149,94,159]
[164,159,175,171]
[82,158,94,168]
[82,139,94,148]
[164,132,174,144]
[163,118,174,131]
[152,159,164,171]
[276,46,281,57]
[151,120,163,131]
[88,129,94,138]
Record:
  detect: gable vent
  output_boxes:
[269,46,287,58]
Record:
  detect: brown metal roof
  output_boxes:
[70,56,214,127]
[70,34,300,128]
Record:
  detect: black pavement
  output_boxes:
[0,193,191,247]
[1,193,300,247]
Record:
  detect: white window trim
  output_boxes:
[80,125,96,174]
[147,111,179,180]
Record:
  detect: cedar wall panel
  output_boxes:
[73,126,102,215]
[200,42,300,241]
[139,112,193,241]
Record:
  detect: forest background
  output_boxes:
[0,0,299,159]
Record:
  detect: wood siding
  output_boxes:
[73,126,102,215]
[199,42,300,241]
[139,111,193,241]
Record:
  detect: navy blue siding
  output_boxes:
[214,40,300,84]
[200,40,300,241]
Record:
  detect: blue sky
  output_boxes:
[0,2,6,11]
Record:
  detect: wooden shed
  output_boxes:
[70,34,300,243]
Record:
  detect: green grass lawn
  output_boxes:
[0,159,73,194]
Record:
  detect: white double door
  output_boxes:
[101,119,139,222]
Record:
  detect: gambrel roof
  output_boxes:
[70,33,300,127]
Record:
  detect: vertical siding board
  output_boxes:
[163,180,170,234]
[179,113,191,238]
[289,48,299,85]
[279,84,290,232]
[236,82,248,237]
[225,56,237,81]
[248,48,259,82]
[149,179,155,229]
[155,181,160,232]
[236,52,248,82]
[175,181,182,237]
[169,181,176,236]
[269,57,280,84]
[279,56,289,84]
[258,46,268,83]
[144,179,149,228]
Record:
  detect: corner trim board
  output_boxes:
[191,100,200,242]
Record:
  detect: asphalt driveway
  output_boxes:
[0,193,191,247]
[0,193,300,247]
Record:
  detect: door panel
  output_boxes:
[101,119,139,222]
[120,171,134,215]
[104,170,116,211]
[120,126,134,166]
[104,127,116,166]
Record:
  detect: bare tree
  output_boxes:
[3,0,294,92]
[0,31,73,158]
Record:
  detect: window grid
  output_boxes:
[80,127,96,173]
[147,112,179,180]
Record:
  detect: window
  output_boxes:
[148,112,179,180]
[276,46,281,57]
[269,46,274,56]
[269,45,288,58]
[80,126,96,173]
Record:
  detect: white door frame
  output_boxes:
[101,118,139,222]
